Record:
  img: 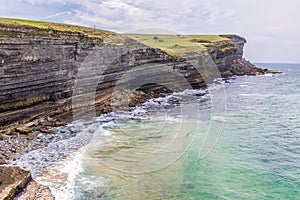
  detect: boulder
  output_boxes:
[0,166,32,200]
[17,181,55,200]
[15,126,32,135]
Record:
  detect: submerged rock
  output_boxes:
[182,183,195,190]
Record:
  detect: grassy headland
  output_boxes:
[0,18,115,39]
[126,34,233,57]
[0,18,236,57]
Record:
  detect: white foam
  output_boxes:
[35,149,85,200]
[132,106,147,114]
[240,94,252,96]
[32,124,112,199]
[180,89,207,96]
[23,87,212,198]
[211,116,226,122]
[258,73,277,77]
[100,121,116,129]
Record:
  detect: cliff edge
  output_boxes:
[0,18,276,134]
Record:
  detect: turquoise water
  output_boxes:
[71,63,300,199]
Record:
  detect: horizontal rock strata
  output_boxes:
[0,31,273,133]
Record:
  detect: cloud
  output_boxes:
[21,0,67,4]
[37,11,72,20]
[62,0,230,33]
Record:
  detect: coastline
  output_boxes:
[0,69,280,200]
[0,18,281,199]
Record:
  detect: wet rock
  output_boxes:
[183,183,195,190]
[0,166,32,200]
[39,119,53,127]
[17,180,55,200]
[0,134,10,141]
[39,128,57,134]
[46,117,54,122]
[16,149,24,154]
[16,126,32,135]
[221,70,233,77]
[6,128,17,136]
[26,134,35,141]
[0,156,6,165]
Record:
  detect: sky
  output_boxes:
[0,0,299,63]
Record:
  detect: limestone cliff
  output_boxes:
[0,19,274,132]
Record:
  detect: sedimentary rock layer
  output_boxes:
[0,166,31,200]
[0,26,270,132]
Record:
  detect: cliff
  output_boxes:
[0,18,280,200]
[0,18,273,133]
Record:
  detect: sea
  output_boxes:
[18,63,300,200]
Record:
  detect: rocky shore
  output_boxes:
[0,18,280,199]
[0,166,54,200]
[0,166,31,199]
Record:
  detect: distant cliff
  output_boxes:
[0,18,274,132]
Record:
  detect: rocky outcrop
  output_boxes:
[0,166,31,200]
[0,166,54,200]
[16,180,54,200]
[220,34,246,59]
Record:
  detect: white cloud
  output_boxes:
[38,11,72,20]
[20,0,67,4]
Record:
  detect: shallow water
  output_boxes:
[31,63,300,199]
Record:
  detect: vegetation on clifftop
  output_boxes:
[0,18,115,39]
[126,34,233,57]
[0,18,237,57]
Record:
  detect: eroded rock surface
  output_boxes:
[16,180,54,200]
[0,166,31,200]
[0,32,275,133]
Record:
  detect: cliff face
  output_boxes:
[0,27,269,131]
[0,36,96,129]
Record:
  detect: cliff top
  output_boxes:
[0,18,239,57]
[0,18,116,40]
[127,34,234,57]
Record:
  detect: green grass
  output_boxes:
[0,18,237,57]
[188,35,230,43]
[126,34,232,57]
[0,18,115,39]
